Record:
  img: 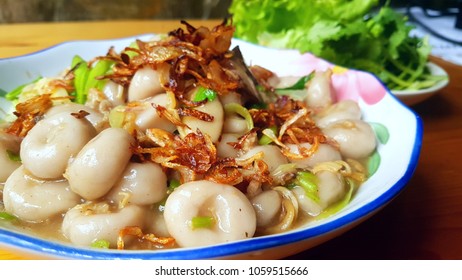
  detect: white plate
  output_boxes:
[391,62,449,106]
[0,36,422,259]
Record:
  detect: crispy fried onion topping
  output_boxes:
[136,128,272,185]
[70,110,90,119]
[5,94,67,137]
[118,226,175,250]
[227,128,258,155]
[250,96,328,159]
[206,151,272,186]
[312,160,367,183]
[177,107,214,121]
[96,19,248,108]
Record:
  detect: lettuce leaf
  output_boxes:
[229,0,446,90]
[230,0,377,43]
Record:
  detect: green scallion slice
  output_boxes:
[191,216,215,229]
[294,171,320,203]
[0,212,17,221]
[6,149,21,162]
[91,239,110,249]
[193,87,217,102]
[4,76,42,101]
[168,179,181,192]
[224,102,254,132]
[258,125,277,145]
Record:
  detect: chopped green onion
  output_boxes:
[224,102,254,132]
[4,76,42,101]
[6,149,21,162]
[72,55,90,104]
[294,171,320,203]
[168,179,181,192]
[0,212,17,221]
[316,178,356,220]
[91,239,110,249]
[274,73,315,100]
[193,87,217,102]
[258,125,277,145]
[278,72,315,90]
[84,59,113,95]
[71,55,114,105]
[156,179,181,211]
[191,216,215,229]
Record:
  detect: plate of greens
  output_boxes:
[390,62,449,105]
[229,0,449,104]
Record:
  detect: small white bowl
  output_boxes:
[0,36,423,260]
[391,62,449,106]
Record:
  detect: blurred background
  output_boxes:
[0,0,459,23]
[0,0,232,23]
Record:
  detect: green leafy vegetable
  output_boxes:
[229,0,447,90]
[193,87,218,102]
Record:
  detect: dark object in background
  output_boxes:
[402,0,462,45]
[387,0,461,29]
[456,1,462,28]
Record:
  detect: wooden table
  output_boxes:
[1,20,461,260]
